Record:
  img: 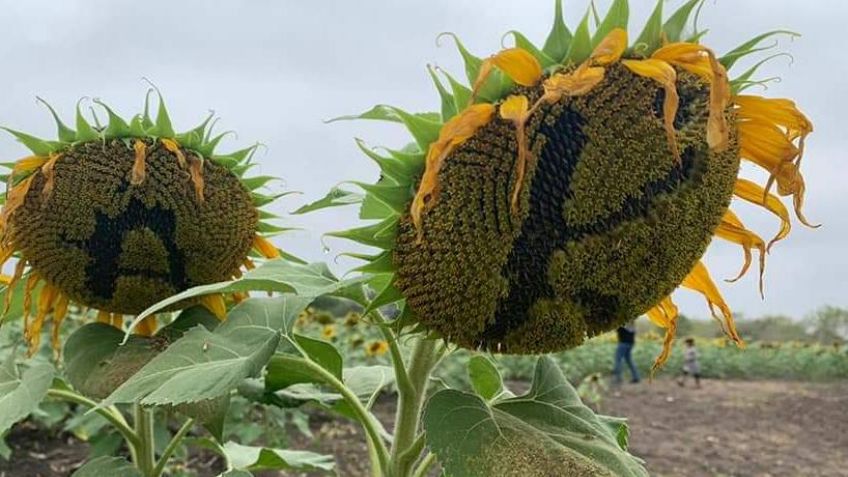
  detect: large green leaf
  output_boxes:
[0,358,53,435]
[467,355,503,401]
[71,456,141,477]
[222,442,335,473]
[103,295,312,406]
[423,357,647,477]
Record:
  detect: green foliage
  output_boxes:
[0,356,53,436]
[221,441,335,473]
[72,456,142,477]
[467,355,504,401]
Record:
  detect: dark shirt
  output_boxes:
[617,326,636,344]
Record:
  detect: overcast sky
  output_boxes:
[0,0,845,321]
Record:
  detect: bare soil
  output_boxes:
[1,379,846,476]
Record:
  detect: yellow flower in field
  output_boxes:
[0,92,286,354]
[344,312,362,327]
[317,0,816,370]
[322,324,337,340]
[366,340,390,357]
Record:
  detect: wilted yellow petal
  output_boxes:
[682,261,743,346]
[111,314,123,329]
[590,28,628,65]
[12,156,49,175]
[716,209,766,297]
[622,59,681,162]
[131,139,147,185]
[253,234,280,259]
[161,138,188,168]
[541,64,605,104]
[411,103,495,237]
[97,309,111,324]
[733,178,791,250]
[200,294,227,321]
[738,119,799,172]
[189,155,205,202]
[4,260,26,317]
[735,95,813,138]
[1,175,37,229]
[135,315,158,337]
[22,273,40,341]
[646,295,679,372]
[50,294,70,358]
[499,95,532,213]
[490,48,543,86]
[27,282,59,355]
[652,42,713,80]
[40,153,61,199]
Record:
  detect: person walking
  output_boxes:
[613,322,640,385]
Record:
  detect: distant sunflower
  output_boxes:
[317,0,816,369]
[0,91,285,353]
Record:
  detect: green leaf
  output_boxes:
[132,260,368,323]
[565,10,593,65]
[327,104,404,124]
[103,295,312,406]
[325,216,398,250]
[174,395,228,442]
[438,32,483,85]
[241,175,277,191]
[428,65,458,121]
[71,456,142,477]
[293,334,343,381]
[504,31,556,69]
[292,187,363,215]
[441,70,473,115]
[542,0,573,63]
[592,0,629,48]
[354,182,409,215]
[633,0,663,54]
[720,30,799,70]
[74,100,99,142]
[390,107,442,151]
[0,358,53,435]
[1,128,61,156]
[663,0,703,42]
[348,251,394,275]
[423,356,647,477]
[223,441,335,473]
[93,99,131,138]
[36,97,76,142]
[364,278,403,313]
[152,92,176,138]
[354,139,419,184]
[467,355,503,401]
[342,365,394,405]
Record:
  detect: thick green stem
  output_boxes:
[389,338,439,476]
[371,311,413,397]
[133,404,156,476]
[46,388,140,451]
[151,418,195,477]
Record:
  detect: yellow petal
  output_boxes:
[50,294,70,357]
[161,138,188,168]
[735,95,813,138]
[499,95,532,213]
[135,315,158,337]
[0,274,10,285]
[189,155,205,202]
[200,294,227,321]
[97,309,112,324]
[490,48,543,87]
[28,282,59,355]
[682,261,743,346]
[39,153,62,199]
[652,42,713,80]
[738,119,799,172]
[111,314,123,329]
[253,234,280,259]
[22,273,40,341]
[12,156,49,175]
[499,95,530,122]
[131,139,147,185]
[541,64,605,104]
[716,209,766,297]
[1,175,37,230]
[622,59,681,162]
[411,103,496,237]
[733,178,791,250]
[590,28,628,66]
[646,295,679,372]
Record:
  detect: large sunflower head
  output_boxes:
[0,90,285,353]
[319,0,815,367]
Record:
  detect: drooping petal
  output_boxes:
[541,64,606,104]
[499,95,532,213]
[131,139,147,185]
[50,293,70,355]
[1,175,37,230]
[733,179,791,250]
[161,138,188,168]
[97,310,111,324]
[590,28,628,65]
[12,156,49,176]
[622,59,681,162]
[489,48,543,86]
[28,282,59,355]
[682,261,743,346]
[40,153,61,199]
[189,154,205,202]
[135,315,158,336]
[253,234,280,259]
[735,95,813,139]
[715,209,767,297]
[200,294,227,321]
[646,295,679,372]
[410,103,495,237]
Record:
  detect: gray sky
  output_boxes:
[0,0,845,321]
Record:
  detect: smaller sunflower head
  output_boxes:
[0,90,286,355]
[315,0,816,369]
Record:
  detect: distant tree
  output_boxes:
[805,306,848,344]
[735,314,809,343]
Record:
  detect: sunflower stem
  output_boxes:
[133,403,156,477]
[46,387,140,452]
[151,418,194,477]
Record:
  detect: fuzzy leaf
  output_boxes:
[720,30,799,70]
[292,187,363,215]
[633,0,663,54]
[223,442,335,473]
[467,355,503,401]
[71,456,141,477]
[542,0,573,63]
[1,128,61,156]
[348,251,394,275]
[364,278,403,313]
[0,358,53,435]
[423,357,648,477]
[663,0,703,42]
[592,0,629,48]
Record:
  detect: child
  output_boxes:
[677,337,701,388]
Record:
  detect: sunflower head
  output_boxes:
[0,90,286,354]
[315,0,815,366]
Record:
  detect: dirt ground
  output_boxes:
[1,379,846,477]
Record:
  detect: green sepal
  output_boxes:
[175,111,215,146]
[565,10,593,65]
[229,163,256,177]
[386,107,442,152]
[242,175,277,191]
[141,89,155,129]
[36,97,76,143]
[729,53,790,94]
[720,30,799,70]
[128,114,147,137]
[364,277,404,314]
[663,0,704,42]
[438,32,483,86]
[327,104,404,124]
[0,128,61,156]
[258,209,280,221]
[427,65,458,122]
[325,216,398,250]
[197,131,234,158]
[441,70,473,116]
[353,182,411,215]
[74,100,99,143]
[592,0,629,48]
[292,187,363,215]
[355,139,415,184]
[504,31,556,69]
[257,221,294,235]
[542,0,573,63]
[633,0,663,55]
[349,251,395,275]
[93,99,131,138]
[252,191,289,208]
[360,193,397,220]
